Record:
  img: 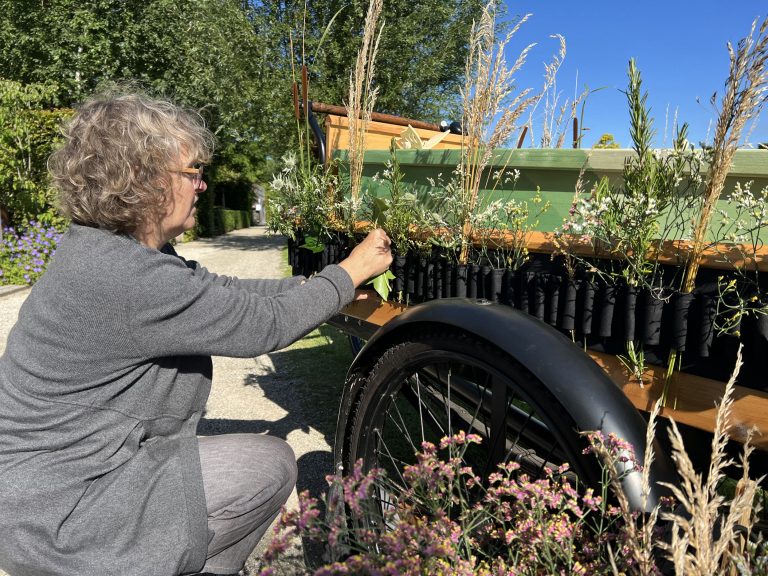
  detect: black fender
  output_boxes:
[333,298,677,511]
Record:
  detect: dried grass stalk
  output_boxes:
[633,400,663,575]
[346,0,384,201]
[683,17,768,292]
[658,346,763,574]
[458,4,540,263]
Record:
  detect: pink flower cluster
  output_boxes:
[260,432,648,575]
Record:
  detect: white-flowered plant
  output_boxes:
[267,151,338,244]
[557,59,706,291]
[711,181,768,334]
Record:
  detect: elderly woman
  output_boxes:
[0,91,391,576]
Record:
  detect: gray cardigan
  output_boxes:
[0,224,354,576]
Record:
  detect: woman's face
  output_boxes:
[161,152,207,242]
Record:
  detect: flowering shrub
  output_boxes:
[260,432,646,576]
[267,152,338,242]
[0,221,63,285]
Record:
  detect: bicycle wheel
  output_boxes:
[342,328,598,528]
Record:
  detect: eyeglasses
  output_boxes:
[174,164,205,187]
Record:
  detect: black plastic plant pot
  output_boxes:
[559,278,580,332]
[405,253,417,301]
[487,267,505,303]
[641,289,665,346]
[516,270,534,314]
[415,256,428,302]
[580,279,596,336]
[477,265,491,300]
[697,293,717,357]
[547,275,560,326]
[597,282,617,338]
[623,284,638,342]
[533,274,546,322]
[433,257,444,299]
[297,248,309,277]
[502,268,517,306]
[453,264,467,297]
[441,260,451,299]
[741,309,768,390]
[424,258,435,301]
[672,292,695,352]
[466,264,479,299]
[393,254,406,295]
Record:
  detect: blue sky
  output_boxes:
[502,2,767,148]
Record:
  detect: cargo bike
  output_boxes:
[284,104,768,526]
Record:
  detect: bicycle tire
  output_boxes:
[342,328,601,528]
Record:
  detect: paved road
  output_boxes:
[0,226,349,575]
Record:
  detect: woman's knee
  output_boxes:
[199,434,297,514]
[260,436,298,500]
[236,434,297,504]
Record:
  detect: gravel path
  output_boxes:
[0,226,350,575]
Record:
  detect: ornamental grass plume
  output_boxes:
[524,33,591,149]
[458,2,541,264]
[346,0,384,202]
[657,346,763,575]
[682,16,768,293]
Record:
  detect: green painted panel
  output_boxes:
[335,148,768,240]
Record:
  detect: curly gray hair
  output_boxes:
[49,91,214,233]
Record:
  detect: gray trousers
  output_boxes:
[197,434,297,574]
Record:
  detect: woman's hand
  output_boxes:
[338,229,393,288]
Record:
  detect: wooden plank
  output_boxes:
[311,101,442,131]
[588,350,768,451]
[523,230,768,273]
[335,296,768,448]
[326,114,463,159]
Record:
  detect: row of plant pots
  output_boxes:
[287,233,768,390]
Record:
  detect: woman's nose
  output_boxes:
[196,180,207,193]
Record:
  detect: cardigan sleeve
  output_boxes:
[163,243,306,296]
[125,254,354,359]
[189,265,307,295]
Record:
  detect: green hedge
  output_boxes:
[212,207,251,235]
[0,80,73,227]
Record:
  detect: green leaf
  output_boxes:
[371,196,390,226]
[300,235,326,253]
[366,269,396,300]
[313,4,349,61]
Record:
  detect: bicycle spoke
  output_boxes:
[387,393,419,453]
[415,372,425,443]
[374,428,408,487]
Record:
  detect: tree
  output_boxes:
[245,0,487,150]
[593,133,621,149]
[0,0,269,227]
[0,0,266,136]
[0,0,487,232]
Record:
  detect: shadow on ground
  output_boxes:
[192,228,287,252]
